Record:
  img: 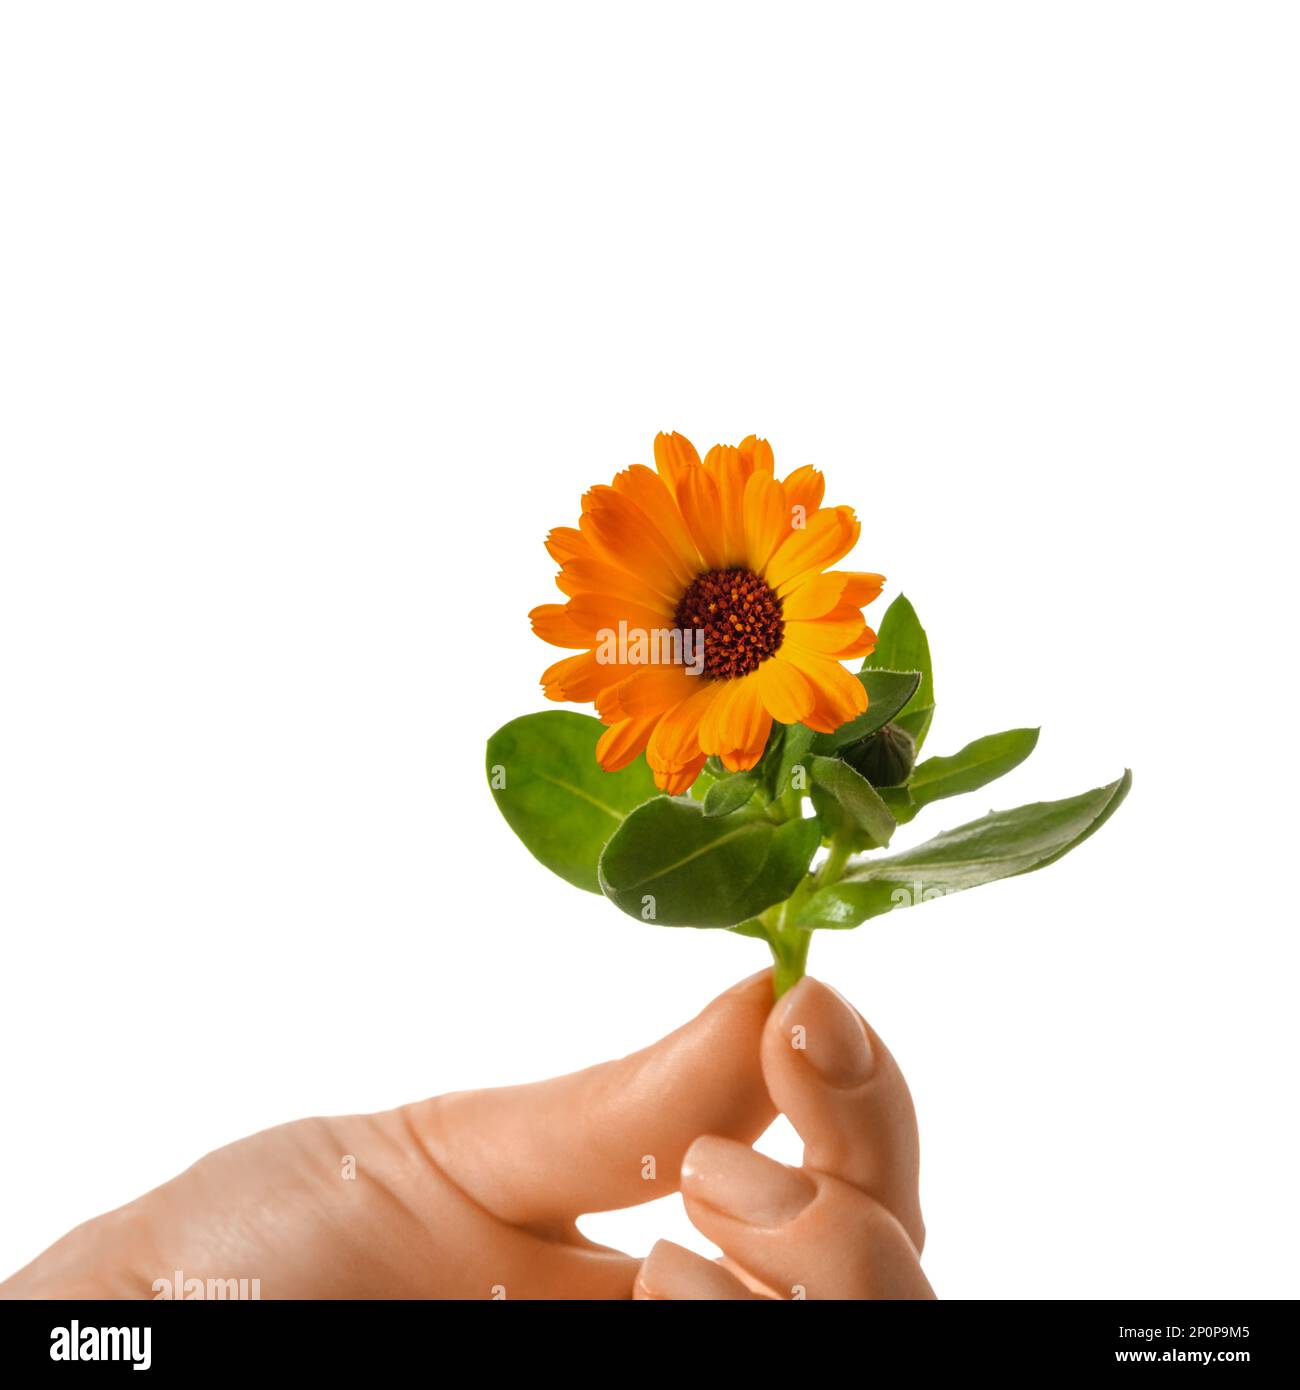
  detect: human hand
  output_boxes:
[0,971,930,1299]
[634,973,933,1299]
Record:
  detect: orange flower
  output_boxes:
[531,433,885,794]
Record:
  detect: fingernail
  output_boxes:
[780,976,874,1086]
[681,1135,815,1226]
[637,1240,735,1300]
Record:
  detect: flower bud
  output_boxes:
[840,721,916,788]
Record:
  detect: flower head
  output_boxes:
[531,433,884,793]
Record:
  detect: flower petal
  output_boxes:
[580,487,689,604]
[555,557,674,614]
[545,526,588,565]
[540,649,626,704]
[660,755,707,795]
[611,464,703,578]
[778,643,868,734]
[742,470,790,576]
[653,431,701,498]
[703,444,750,567]
[840,572,887,608]
[765,506,860,595]
[613,664,704,718]
[698,673,773,772]
[784,611,872,655]
[566,592,678,640]
[827,615,878,661]
[675,463,728,572]
[782,570,885,621]
[755,654,816,724]
[529,603,591,649]
[737,435,775,476]
[596,715,658,772]
[647,680,724,781]
[781,465,825,523]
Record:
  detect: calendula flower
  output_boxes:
[530,433,884,794]
[498,442,1127,994]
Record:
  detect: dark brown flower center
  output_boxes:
[674,567,784,680]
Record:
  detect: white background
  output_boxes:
[2,2,1297,1298]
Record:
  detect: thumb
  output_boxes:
[760,974,924,1249]
[404,970,777,1227]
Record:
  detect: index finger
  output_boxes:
[405,969,778,1226]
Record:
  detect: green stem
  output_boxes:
[764,829,856,997]
[816,831,854,886]
[769,928,811,997]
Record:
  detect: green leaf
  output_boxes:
[792,770,1132,929]
[728,917,770,941]
[891,728,1040,825]
[766,722,816,799]
[709,723,781,794]
[808,755,898,846]
[864,595,934,750]
[810,669,921,754]
[879,785,914,821]
[598,797,821,928]
[689,767,719,802]
[485,711,658,893]
[703,770,761,818]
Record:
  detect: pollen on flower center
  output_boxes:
[673,567,784,680]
